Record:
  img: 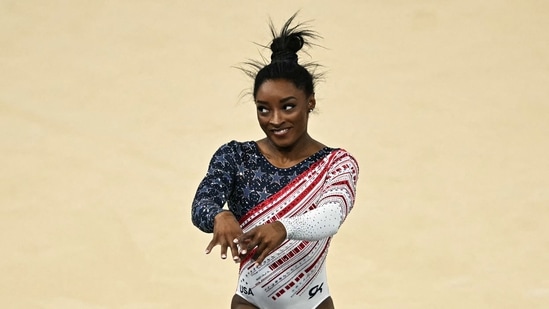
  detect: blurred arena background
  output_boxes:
[1,1,548,308]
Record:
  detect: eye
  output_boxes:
[257,106,269,114]
[283,104,295,111]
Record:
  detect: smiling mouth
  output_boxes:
[271,128,290,136]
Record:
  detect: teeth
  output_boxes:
[273,129,289,135]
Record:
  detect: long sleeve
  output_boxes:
[191,143,237,233]
[279,151,359,241]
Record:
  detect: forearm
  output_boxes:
[278,201,343,241]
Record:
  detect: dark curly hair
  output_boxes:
[239,12,323,100]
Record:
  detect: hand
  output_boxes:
[205,211,243,263]
[234,221,287,266]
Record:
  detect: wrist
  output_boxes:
[272,221,288,240]
[214,210,234,223]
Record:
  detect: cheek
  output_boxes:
[295,112,309,127]
[257,115,268,127]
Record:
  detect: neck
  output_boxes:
[260,134,323,167]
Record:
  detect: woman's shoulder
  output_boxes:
[214,140,257,156]
[325,146,352,157]
[327,147,359,169]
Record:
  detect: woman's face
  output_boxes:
[255,79,315,150]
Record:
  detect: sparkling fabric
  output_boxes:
[191,140,333,233]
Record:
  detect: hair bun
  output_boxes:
[270,33,304,63]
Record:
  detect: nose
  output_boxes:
[269,110,283,126]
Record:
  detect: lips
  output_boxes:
[271,128,290,136]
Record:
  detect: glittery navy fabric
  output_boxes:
[191,140,334,233]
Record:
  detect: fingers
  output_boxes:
[235,232,250,244]
[236,223,286,266]
[205,239,216,254]
[235,234,252,255]
[236,235,270,266]
[220,243,228,260]
[229,239,241,263]
[207,211,244,262]
[253,242,270,266]
[205,235,234,260]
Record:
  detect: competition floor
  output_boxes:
[1,1,548,308]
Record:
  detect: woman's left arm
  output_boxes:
[278,151,359,241]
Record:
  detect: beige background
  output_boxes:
[1,1,548,308]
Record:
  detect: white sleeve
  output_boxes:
[278,201,343,241]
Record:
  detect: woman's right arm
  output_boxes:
[191,143,237,233]
[191,142,245,261]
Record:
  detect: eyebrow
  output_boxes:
[256,96,297,105]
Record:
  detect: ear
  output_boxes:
[308,93,316,111]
